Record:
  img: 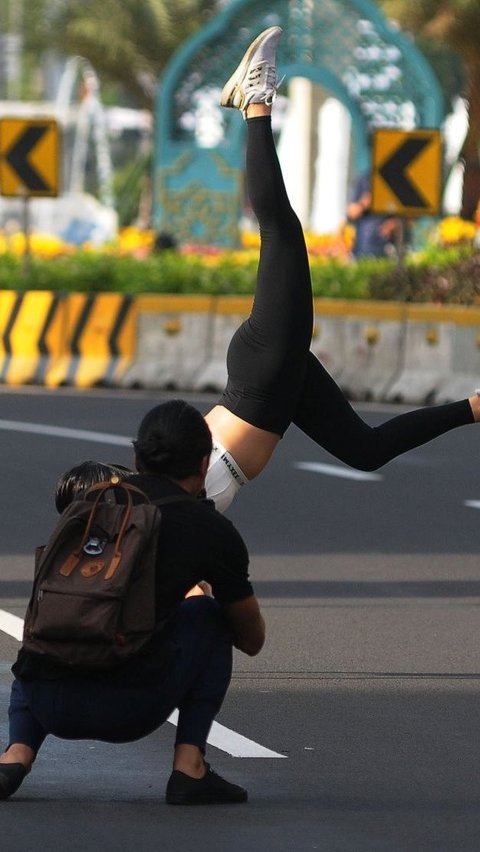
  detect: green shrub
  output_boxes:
[0,244,478,303]
[310,257,394,299]
[369,245,480,303]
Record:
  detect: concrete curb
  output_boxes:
[1,292,479,404]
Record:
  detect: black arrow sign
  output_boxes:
[378,137,430,208]
[5,125,50,192]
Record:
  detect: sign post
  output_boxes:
[21,189,31,275]
[0,117,60,274]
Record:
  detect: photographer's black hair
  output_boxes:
[134,399,212,480]
[54,460,134,514]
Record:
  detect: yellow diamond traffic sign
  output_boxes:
[0,118,60,197]
[371,129,442,217]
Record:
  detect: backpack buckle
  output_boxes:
[83,537,106,556]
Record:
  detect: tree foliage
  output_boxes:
[379,0,480,218]
[22,0,217,108]
[380,0,480,51]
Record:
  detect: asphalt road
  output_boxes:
[1,386,480,851]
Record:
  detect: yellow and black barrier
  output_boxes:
[0,291,65,385]
[2,292,480,405]
[123,295,215,390]
[0,291,136,388]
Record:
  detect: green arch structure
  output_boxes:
[154,0,443,247]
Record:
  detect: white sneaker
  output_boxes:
[220,26,283,118]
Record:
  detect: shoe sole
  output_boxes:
[220,26,281,109]
[166,790,248,805]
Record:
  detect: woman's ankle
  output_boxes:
[469,394,480,423]
[173,743,205,779]
[0,743,35,767]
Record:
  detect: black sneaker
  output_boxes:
[0,763,29,800]
[166,763,248,805]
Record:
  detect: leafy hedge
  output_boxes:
[0,244,478,303]
[369,246,480,303]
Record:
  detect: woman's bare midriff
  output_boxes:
[204,405,281,480]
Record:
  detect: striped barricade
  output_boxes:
[0,291,66,385]
[122,295,214,390]
[434,307,480,403]
[385,305,456,404]
[45,293,136,388]
[311,301,347,382]
[2,290,480,405]
[332,301,405,401]
[193,296,253,392]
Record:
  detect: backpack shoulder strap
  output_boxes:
[86,480,151,503]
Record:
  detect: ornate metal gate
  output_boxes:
[154,0,443,246]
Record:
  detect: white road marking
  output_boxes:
[464,500,480,510]
[294,461,383,481]
[0,609,24,641]
[0,419,131,447]
[0,609,285,759]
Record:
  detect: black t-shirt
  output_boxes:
[129,474,253,616]
[12,474,253,682]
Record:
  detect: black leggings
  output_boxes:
[220,116,473,470]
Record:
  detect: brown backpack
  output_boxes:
[23,478,190,670]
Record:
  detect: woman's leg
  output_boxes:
[169,597,233,760]
[164,598,248,804]
[0,679,44,799]
[206,113,313,480]
[17,674,177,746]
[206,29,313,480]
[6,602,231,756]
[293,351,474,470]
[217,113,313,436]
[1,678,46,764]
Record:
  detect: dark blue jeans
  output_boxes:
[8,597,233,755]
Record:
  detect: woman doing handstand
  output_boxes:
[198,26,480,512]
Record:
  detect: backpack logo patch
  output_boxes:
[80,560,106,578]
